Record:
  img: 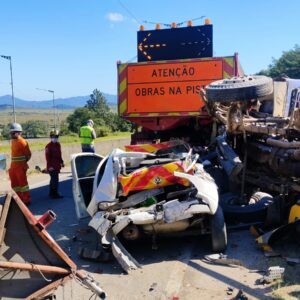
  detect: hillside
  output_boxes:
[0,93,117,110]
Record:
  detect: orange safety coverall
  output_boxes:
[8,136,31,204]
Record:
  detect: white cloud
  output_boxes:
[106,12,126,22]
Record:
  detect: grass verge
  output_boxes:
[0,132,131,154]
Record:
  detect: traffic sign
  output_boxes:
[137,24,213,62]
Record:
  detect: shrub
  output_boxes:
[22,120,48,138]
[95,125,111,137]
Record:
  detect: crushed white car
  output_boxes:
[71,149,226,272]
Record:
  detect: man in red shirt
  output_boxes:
[45,130,64,199]
[9,123,31,205]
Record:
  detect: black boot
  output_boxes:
[50,192,64,199]
[49,189,55,198]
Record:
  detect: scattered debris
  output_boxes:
[264,251,281,258]
[259,266,285,284]
[204,253,244,267]
[226,286,234,295]
[232,289,248,300]
[284,257,300,265]
[249,225,264,238]
[149,282,157,292]
[78,247,112,262]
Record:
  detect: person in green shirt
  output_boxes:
[79,119,96,153]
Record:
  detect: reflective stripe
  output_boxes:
[19,185,29,192]
[12,156,27,161]
[13,186,22,192]
[13,185,29,192]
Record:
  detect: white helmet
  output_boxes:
[87,119,94,126]
[10,123,22,132]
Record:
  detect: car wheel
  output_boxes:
[211,206,227,252]
[206,75,273,103]
[220,192,274,224]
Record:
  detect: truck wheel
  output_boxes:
[206,76,273,103]
[220,192,274,224]
[211,206,227,252]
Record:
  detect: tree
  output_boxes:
[22,120,48,138]
[59,120,71,136]
[67,89,133,135]
[258,45,300,78]
[1,124,10,139]
[115,116,133,132]
[85,89,110,116]
[67,107,94,133]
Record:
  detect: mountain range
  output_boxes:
[0,93,117,110]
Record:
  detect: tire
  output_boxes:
[219,192,274,224]
[206,76,273,103]
[211,206,227,252]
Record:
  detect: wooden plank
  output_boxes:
[0,193,12,246]
[0,228,6,245]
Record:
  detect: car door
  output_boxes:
[71,153,103,219]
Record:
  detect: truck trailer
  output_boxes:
[117,19,243,145]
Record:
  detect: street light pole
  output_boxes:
[36,88,56,129]
[1,55,16,122]
[49,90,57,130]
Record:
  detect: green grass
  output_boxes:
[0,132,131,154]
[0,108,73,125]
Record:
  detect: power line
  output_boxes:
[117,0,141,24]
[126,55,137,63]
[116,1,205,28]
[177,16,206,26]
[143,16,206,28]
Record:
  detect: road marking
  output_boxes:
[161,245,193,300]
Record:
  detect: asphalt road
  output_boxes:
[1,171,273,300]
[30,171,279,299]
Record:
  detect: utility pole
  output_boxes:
[1,55,16,122]
[36,88,56,129]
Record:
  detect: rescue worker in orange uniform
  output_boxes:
[8,123,32,205]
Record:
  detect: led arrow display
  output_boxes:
[137,24,213,62]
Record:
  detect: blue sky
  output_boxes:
[0,0,299,100]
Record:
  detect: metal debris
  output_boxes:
[204,253,244,267]
[233,289,248,300]
[284,257,300,265]
[0,192,107,299]
[260,266,285,283]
